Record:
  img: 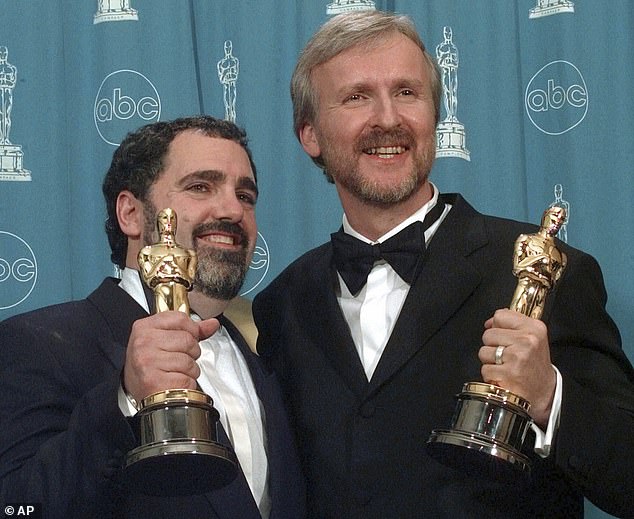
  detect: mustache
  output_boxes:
[355,127,416,151]
[191,221,248,247]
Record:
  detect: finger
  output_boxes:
[131,314,203,355]
[482,326,516,349]
[129,314,194,344]
[483,327,547,361]
[157,350,201,379]
[125,350,201,400]
[485,308,528,330]
[160,348,201,388]
[478,345,509,365]
[163,330,202,358]
[149,311,203,336]
[480,364,515,389]
[478,345,492,364]
[197,318,220,341]
[135,329,201,358]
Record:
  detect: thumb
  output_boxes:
[197,317,221,341]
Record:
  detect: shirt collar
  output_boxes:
[342,182,441,244]
[118,267,150,313]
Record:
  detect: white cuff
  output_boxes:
[531,365,562,458]
[118,382,140,417]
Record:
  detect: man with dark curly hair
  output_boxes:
[0,115,304,519]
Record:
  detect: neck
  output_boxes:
[340,182,434,241]
[189,290,229,320]
[125,237,143,267]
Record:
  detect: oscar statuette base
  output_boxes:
[124,389,238,496]
[427,382,532,481]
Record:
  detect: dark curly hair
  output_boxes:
[102,115,257,268]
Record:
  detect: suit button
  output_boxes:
[359,402,375,417]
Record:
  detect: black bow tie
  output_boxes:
[331,202,445,295]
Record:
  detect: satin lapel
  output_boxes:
[368,195,488,392]
[212,316,284,518]
[220,315,260,381]
[216,315,274,450]
[297,248,370,398]
[86,277,150,370]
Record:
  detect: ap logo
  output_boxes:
[240,231,269,297]
[0,231,37,310]
[525,60,588,135]
[94,69,161,146]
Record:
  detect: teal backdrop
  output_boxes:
[0,2,632,517]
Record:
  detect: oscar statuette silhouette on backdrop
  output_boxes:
[124,208,238,495]
[427,205,567,479]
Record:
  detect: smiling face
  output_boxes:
[137,130,258,301]
[299,32,437,216]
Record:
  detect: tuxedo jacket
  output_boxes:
[0,277,305,519]
[253,194,634,519]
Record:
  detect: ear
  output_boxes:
[116,190,144,239]
[299,123,322,159]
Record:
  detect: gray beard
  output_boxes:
[335,163,423,207]
[193,246,249,301]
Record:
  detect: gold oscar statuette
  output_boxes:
[427,206,567,479]
[124,208,238,495]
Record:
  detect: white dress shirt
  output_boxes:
[336,183,561,457]
[117,268,270,517]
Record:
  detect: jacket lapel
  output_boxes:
[216,315,302,519]
[297,254,370,398]
[86,277,150,370]
[368,195,489,392]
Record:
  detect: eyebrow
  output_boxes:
[238,176,259,197]
[178,170,258,197]
[339,77,428,95]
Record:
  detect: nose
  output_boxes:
[371,94,401,129]
[211,188,244,223]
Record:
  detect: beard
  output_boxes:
[320,126,435,207]
[142,202,250,301]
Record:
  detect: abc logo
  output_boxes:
[525,60,588,135]
[240,231,270,296]
[0,231,38,310]
[94,69,161,146]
